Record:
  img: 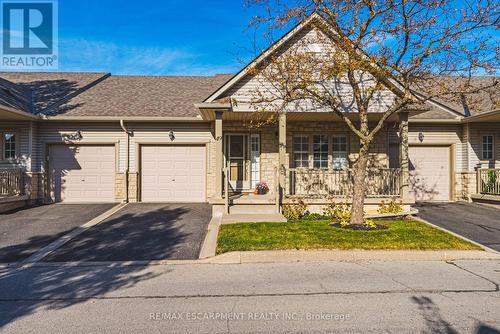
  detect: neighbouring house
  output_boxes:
[0,15,499,216]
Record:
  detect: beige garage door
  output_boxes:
[141,145,206,202]
[49,145,115,203]
[409,146,450,201]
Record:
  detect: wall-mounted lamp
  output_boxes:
[418,132,424,143]
[169,130,175,141]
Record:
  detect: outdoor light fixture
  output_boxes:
[169,131,175,141]
[418,132,424,143]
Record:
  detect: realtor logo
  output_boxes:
[1,0,58,69]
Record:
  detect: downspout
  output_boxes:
[120,120,133,203]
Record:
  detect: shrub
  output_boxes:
[302,212,329,220]
[363,219,377,229]
[283,199,307,220]
[377,198,403,214]
[323,201,352,227]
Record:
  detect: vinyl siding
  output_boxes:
[467,123,500,169]
[220,26,396,114]
[0,121,31,170]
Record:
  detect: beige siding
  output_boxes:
[221,26,395,114]
[467,123,500,169]
[0,121,31,170]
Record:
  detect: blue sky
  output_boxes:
[57,0,268,75]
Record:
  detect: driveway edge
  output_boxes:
[20,203,128,265]
[198,213,222,259]
[412,215,500,254]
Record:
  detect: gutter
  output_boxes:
[119,120,133,203]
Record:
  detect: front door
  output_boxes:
[225,134,250,190]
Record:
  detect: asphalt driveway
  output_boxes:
[44,203,212,262]
[415,202,500,251]
[0,204,117,263]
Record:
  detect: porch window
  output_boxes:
[313,135,328,169]
[332,135,348,170]
[482,135,493,160]
[293,135,309,168]
[3,132,16,160]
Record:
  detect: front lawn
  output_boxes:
[216,219,480,254]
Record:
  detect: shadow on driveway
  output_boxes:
[415,202,500,251]
[0,204,116,263]
[44,203,212,262]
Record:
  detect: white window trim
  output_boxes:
[481,134,494,162]
[312,134,329,169]
[0,129,20,161]
[292,135,310,168]
[332,135,349,170]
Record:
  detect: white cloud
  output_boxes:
[58,38,236,75]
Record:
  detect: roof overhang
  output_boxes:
[462,109,500,123]
[41,115,208,122]
[0,105,39,121]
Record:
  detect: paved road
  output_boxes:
[416,202,500,251]
[0,259,499,333]
[44,203,211,262]
[0,204,116,263]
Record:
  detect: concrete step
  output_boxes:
[229,204,278,214]
[222,213,287,224]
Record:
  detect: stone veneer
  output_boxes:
[115,172,138,202]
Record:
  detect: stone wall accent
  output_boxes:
[115,172,138,202]
[455,172,476,200]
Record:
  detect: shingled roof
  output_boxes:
[0,72,233,118]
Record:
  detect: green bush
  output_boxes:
[302,212,329,220]
[377,198,403,214]
[283,199,307,220]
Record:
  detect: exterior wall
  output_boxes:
[222,120,390,197]
[0,121,32,170]
[219,26,395,114]
[36,122,215,202]
[467,123,500,169]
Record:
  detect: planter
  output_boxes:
[257,188,267,195]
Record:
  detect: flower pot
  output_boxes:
[257,188,267,195]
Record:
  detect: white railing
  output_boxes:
[287,168,401,198]
[477,168,500,196]
[0,168,24,197]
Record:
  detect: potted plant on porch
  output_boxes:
[255,181,269,195]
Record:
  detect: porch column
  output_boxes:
[278,112,287,197]
[399,112,410,201]
[215,111,223,199]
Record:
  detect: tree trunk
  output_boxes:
[350,142,370,224]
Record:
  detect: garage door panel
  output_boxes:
[141,145,206,202]
[50,145,115,203]
[409,146,450,202]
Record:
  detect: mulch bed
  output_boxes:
[330,222,389,231]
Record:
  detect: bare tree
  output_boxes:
[242,0,499,224]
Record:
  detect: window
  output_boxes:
[313,135,328,169]
[332,135,348,170]
[3,132,16,160]
[482,135,493,160]
[293,135,309,168]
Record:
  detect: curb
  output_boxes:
[411,215,500,255]
[20,202,128,265]
[198,213,222,259]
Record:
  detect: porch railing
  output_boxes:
[477,168,500,196]
[287,168,401,198]
[0,168,24,197]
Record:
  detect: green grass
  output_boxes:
[216,219,481,254]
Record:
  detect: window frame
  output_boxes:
[481,134,494,161]
[1,130,19,161]
[332,135,349,170]
[312,134,329,169]
[292,135,310,168]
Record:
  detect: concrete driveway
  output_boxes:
[415,202,500,251]
[44,203,212,262]
[0,203,117,263]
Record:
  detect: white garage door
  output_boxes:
[141,145,206,202]
[49,145,115,203]
[409,146,450,201]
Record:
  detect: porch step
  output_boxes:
[229,204,278,215]
[222,213,287,224]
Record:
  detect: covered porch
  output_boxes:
[203,108,412,214]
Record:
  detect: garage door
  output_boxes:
[49,145,115,202]
[409,146,450,201]
[141,145,206,202]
